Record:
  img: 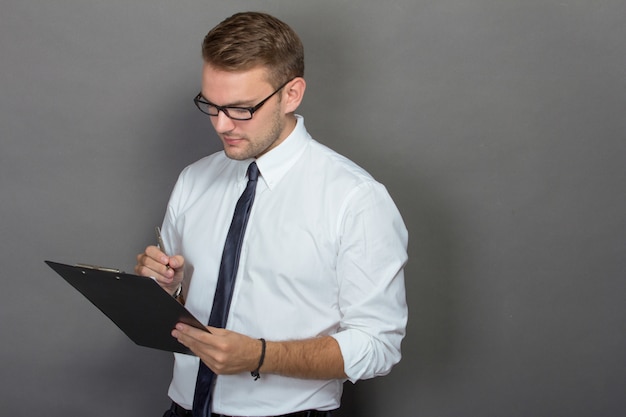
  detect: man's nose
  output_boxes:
[213,110,236,133]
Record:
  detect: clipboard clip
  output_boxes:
[75,263,122,274]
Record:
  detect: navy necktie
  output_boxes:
[193,162,259,417]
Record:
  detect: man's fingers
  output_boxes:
[145,245,171,266]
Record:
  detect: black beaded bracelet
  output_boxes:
[251,338,266,381]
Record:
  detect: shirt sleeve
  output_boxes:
[331,181,409,382]
[160,169,186,258]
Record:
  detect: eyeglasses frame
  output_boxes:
[193,79,293,121]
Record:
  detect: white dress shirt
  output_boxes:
[160,115,408,415]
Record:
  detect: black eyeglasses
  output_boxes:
[193,79,292,121]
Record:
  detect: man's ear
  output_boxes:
[283,77,306,113]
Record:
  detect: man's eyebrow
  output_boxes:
[201,94,255,108]
[225,100,255,107]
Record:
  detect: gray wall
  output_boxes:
[1,1,624,416]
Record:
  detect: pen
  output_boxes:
[156,226,182,300]
[155,226,171,269]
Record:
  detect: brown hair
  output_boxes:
[202,12,305,88]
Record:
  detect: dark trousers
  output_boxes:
[163,401,333,417]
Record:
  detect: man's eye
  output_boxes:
[228,108,251,116]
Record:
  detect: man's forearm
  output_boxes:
[260,335,347,380]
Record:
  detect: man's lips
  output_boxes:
[222,136,245,146]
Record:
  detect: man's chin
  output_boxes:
[223,147,253,161]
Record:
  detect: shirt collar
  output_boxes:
[254,115,309,190]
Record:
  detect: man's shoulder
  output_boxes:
[178,150,232,179]
[168,151,237,207]
[307,139,376,185]
[185,150,227,170]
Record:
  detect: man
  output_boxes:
[135,11,408,417]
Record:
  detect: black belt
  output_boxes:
[166,401,332,417]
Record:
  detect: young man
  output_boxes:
[135,11,408,417]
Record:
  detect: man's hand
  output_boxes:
[135,245,185,295]
[172,324,261,375]
[172,323,347,380]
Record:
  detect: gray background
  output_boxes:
[1,0,624,416]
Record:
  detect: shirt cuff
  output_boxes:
[331,328,401,383]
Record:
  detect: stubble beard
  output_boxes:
[223,108,285,161]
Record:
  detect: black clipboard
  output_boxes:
[45,260,207,355]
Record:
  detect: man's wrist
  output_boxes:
[171,284,182,298]
[251,338,266,380]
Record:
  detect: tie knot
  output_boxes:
[247,162,259,182]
